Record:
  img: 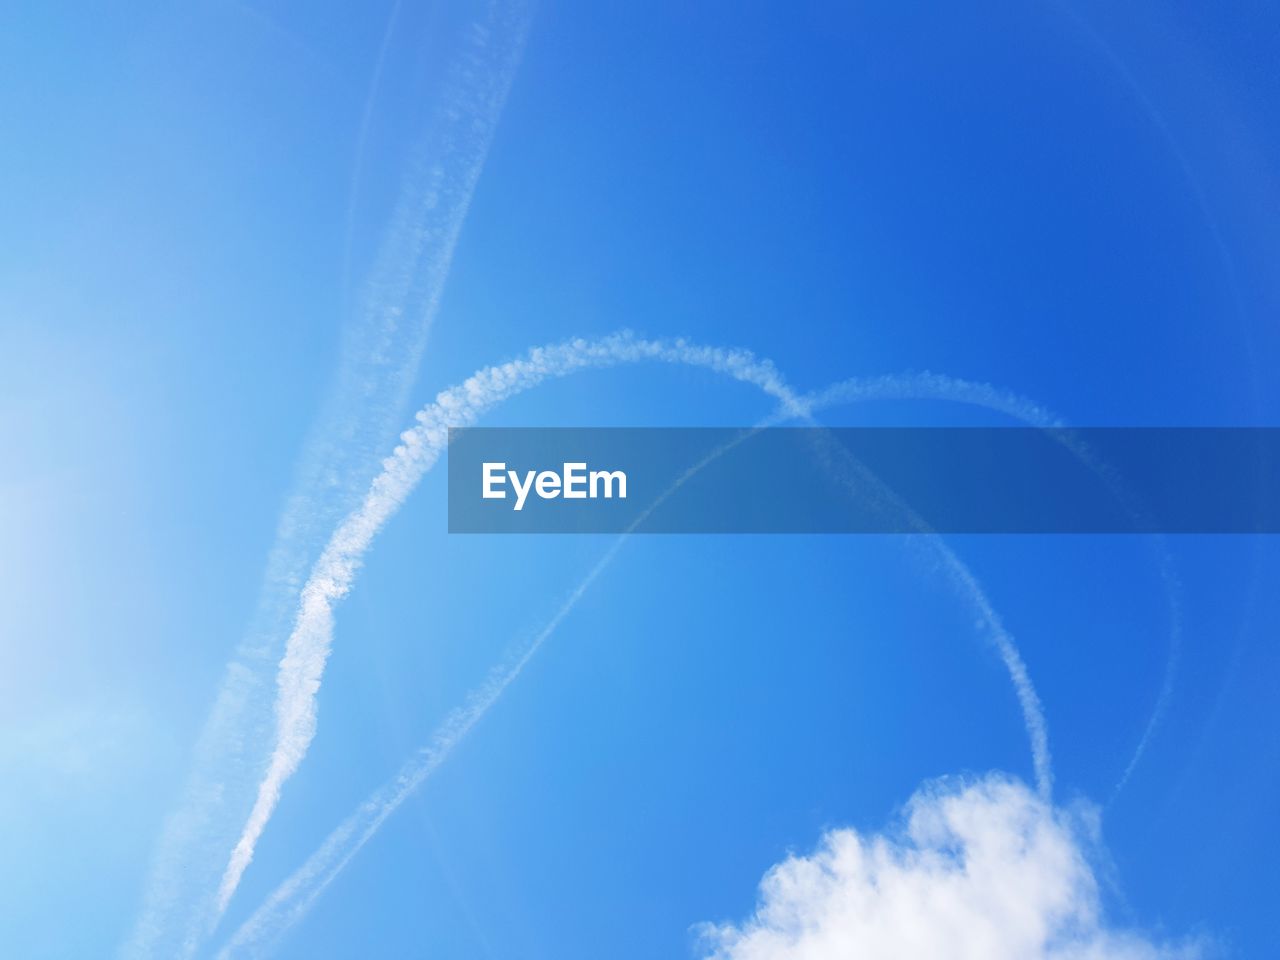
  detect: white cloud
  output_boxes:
[696,774,1203,960]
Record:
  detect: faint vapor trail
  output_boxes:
[216,360,1067,958]
[338,0,404,306]
[123,3,531,956]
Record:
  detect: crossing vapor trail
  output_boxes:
[215,345,1064,957]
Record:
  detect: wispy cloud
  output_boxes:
[696,773,1204,960]
[216,366,1070,956]
[123,3,530,956]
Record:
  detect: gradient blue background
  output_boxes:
[2,1,1278,957]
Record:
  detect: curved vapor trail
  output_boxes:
[217,533,634,960]
[215,351,1061,958]
[214,334,809,918]
[1049,1,1252,799]
[1050,0,1259,415]
[811,375,1184,798]
[124,4,531,957]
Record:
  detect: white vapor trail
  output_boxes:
[812,375,1184,799]
[213,334,808,919]
[124,3,530,956]
[216,351,1066,958]
[216,535,635,960]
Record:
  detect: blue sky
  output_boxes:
[2,1,1279,957]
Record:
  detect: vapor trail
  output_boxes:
[812,374,1185,798]
[216,533,634,960]
[216,359,1066,957]
[213,334,808,920]
[123,3,530,956]
[337,0,403,307]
